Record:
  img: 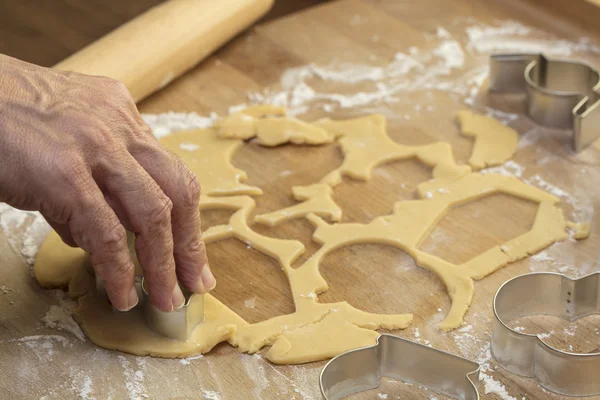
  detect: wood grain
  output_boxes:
[1,0,600,399]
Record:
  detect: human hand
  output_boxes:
[0,54,215,311]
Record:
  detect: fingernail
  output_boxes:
[172,283,186,310]
[200,264,216,292]
[118,286,139,312]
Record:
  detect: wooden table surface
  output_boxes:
[1,0,600,399]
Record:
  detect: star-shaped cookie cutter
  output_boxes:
[319,334,480,399]
[492,272,600,396]
[488,53,600,152]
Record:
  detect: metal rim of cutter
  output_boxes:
[319,334,480,400]
[488,53,600,152]
[492,272,600,397]
[84,253,204,342]
[141,277,204,342]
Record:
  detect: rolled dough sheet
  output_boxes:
[33,107,582,363]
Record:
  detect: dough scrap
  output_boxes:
[34,107,580,364]
[161,128,262,197]
[216,105,333,146]
[456,110,519,170]
[254,184,342,227]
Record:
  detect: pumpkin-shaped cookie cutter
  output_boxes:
[492,272,600,396]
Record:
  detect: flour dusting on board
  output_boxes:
[42,290,86,341]
[118,356,149,400]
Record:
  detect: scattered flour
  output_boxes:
[476,344,518,400]
[466,20,600,56]
[481,161,525,178]
[42,290,85,341]
[179,354,204,365]
[118,356,148,400]
[377,393,389,399]
[530,251,554,262]
[526,175,570,198]
[244,296,257,309]
[179,142,201,151]
[201,390,222,400]
[538,331,554,340]
[16,335,70,360]
[142,112,217,138]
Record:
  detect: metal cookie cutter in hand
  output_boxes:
[492,272,600,396]
[320,334,480,400]
[488,53,600,152]
[141,277,204,342]
[84,232,204,342]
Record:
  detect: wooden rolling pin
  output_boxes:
[54,0,274,102]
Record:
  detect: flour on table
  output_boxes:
[481,160,525,178]
[476,343,518,400]
[42,290,85,341]
[0,204,50,266]
[466,20,600,56]
[15,335,70,361]
[118,356,148,400]
[244,296,257,309]
[201,390,222,400]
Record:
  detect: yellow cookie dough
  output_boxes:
[33,107,579,364]
[456,110,519,170]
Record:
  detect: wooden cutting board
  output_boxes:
[1,0,600,398]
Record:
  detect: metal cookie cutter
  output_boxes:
[83,233,204,341]
[489,53,600,152]
[320,334,480,400]
[492,272,600,396]
[141,277,204,342]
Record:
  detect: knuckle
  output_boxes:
[181,168,201,209]
[99,222,128,256]
[147,196,173,231]
[102,77,129,96]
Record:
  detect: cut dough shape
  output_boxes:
[161,128,262,196]
[456,110,519,170]
[315,115,472,185]
[288,173,567,331]
[216,105,333,146]
[33,107,580,364]
[254,184,342,226]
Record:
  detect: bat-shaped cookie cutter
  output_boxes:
[492,272,600,396]
[319,334,481,400]
[488,53,600,152]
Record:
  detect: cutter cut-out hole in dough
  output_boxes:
[419,193,538,265]
[200,209,236,232]
[207,238,295,323]
[506,314,600,354]
[231,141,341,205]
[318,243,444,316]
[251,219,321,269]
[332,159,432,224]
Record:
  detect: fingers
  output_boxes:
[97,150,183,312]
[129,132,214,295]
[44,219,77,247]
[65,174,138,312]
